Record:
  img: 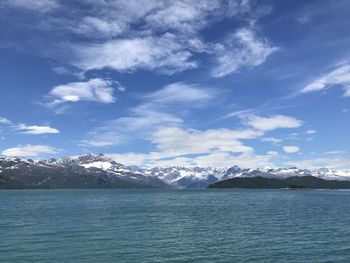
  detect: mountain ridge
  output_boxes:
[1,153,350,189]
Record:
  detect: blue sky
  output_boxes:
[0,0,349,169]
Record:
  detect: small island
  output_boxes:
[208,176,350,189]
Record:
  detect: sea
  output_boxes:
[1,189,350,262]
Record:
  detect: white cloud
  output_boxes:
[81,82,214,147]
[151,127,261,156]
[2,144,59,157]
[283,146,300,154]
[69,0,252,38]
[15,124,60,135]
[99,112,295,167]
[242,114,303,131]
[296,10,313,24]
[81,110,183,147]
[0,116,11,125]
[291,157,350,170]
[80,140,116,148]
[70,0,162,38]
[222,108,254,119]
[116,108,183,132]
[71,34,198,74]
[82,97,304,168]
[0,117,59,135]
[211,28,278,77]
[144,1,218,33]
[261,137,283,144]
[73,16,126,38]
[108,151,276,168]
[46,78,118,108]
[267,151,278,156]
[4,0,59,12]
[193,152,274,168]
[143,0,252,33]
[67,0,252,39]
[144,82,215,104]
[2,0,275,76]
[306,129,317,134]
[302,63,350,96]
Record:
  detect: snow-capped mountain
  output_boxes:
[0,154,167,189]
[138,166,228,188]
[1,153,350,189]
[57,154,229,188]
[223,166,350,181]
[47,153,133,176]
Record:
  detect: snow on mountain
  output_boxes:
[224,166,350,181]
[1,153,350,188]
[138,166,227,188]
[43,153,134,176]
[0,154,168,189]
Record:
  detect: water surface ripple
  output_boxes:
[1,189,350,262]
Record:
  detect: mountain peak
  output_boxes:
[76,153,111,163]
[1,154,350,189]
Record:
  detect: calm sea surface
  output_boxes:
[1,189,350,262]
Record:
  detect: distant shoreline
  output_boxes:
[208,176,350,189]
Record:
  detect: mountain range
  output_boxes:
[1,153,350,189]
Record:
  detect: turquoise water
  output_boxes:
[1,189,350,262]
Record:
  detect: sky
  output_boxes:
[0,0,349,169]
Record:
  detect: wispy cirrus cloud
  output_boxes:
[143,0,251,34]
[72,16,127,38]
[211,28,278,77]
[2,144,59,157]
[71,34,198,74]
[144,82,215,104]
[81,110,183,147]
[301,63,350,96]
[222,108,255,119]
[296,10,313,24]
[2,0,59,12]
